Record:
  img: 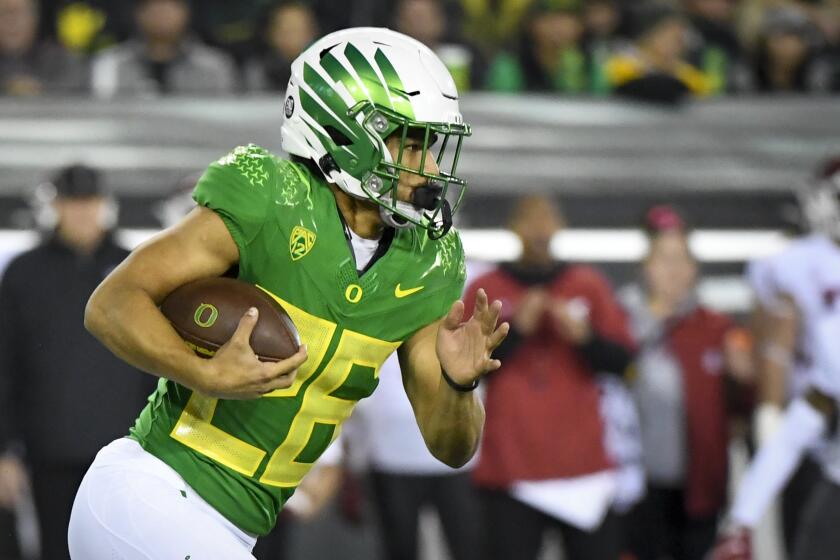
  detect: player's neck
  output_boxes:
[330,185,384,240]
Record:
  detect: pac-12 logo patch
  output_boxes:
[290,225,316,261]
[284,96,295,118]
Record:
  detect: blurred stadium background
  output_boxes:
[2,95,837,310]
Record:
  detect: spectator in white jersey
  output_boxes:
[738,153,840,555]
[710,155,840,560]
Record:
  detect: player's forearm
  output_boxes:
[758,358,789,407]
[85,282,209,392]
[753,351,791,444]
[419,380,484,468]
[755,299,798,407]
[730,397,826,528]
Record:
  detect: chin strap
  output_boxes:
[427,199,452,240]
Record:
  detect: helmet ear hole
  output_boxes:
[323,126,353,147]
[318,154,340,177]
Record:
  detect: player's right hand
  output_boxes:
[202,308,308,400]
[707,526,751,560]
[0,455,28,509]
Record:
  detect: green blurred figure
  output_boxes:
[485,0,596,94]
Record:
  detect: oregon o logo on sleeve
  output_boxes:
[194,303,219,328]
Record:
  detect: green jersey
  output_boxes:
[130,145,465,535]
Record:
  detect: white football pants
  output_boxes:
[68,438,258,559]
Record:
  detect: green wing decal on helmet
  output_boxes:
[346,44,415,119]
[315,45,415,120]
[319,50,366,104]
[300,63,358,142]
[373,49,416,117]
[300,62,379,181]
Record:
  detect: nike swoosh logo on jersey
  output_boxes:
[395,284,425,298]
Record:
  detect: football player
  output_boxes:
[710,156,840,560]
[67,28,508,559]
[153,172,349,559]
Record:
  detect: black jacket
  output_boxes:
[0,233,155,463]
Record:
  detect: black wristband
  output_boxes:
[441,369,479,392]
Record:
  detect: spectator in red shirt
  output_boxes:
[465,195,634,560]
[619,205,754,560]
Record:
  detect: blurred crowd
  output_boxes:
[1,0,840,103]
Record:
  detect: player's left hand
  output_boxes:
[436,288,509,386]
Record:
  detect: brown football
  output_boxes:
[160,277,300,362]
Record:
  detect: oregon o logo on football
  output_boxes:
[345,284,363,304]
[193,303,219,328]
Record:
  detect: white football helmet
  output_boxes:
[280,27,471,238]
[799,155,840,241]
